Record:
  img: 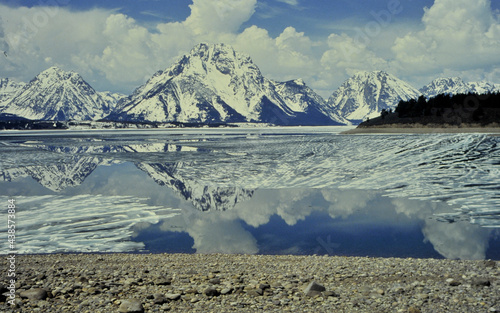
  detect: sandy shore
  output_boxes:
[1,253,499,312]
[342,126,500,134]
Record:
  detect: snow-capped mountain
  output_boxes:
[468,81,499,94]
[0,78,25,107]
[110,43,343,126]
[328,71,422,123]
[98,91,127,112]
[421,77,500,98]
[1,67,112,121]
[272,79,349,125]
[3,46,497,126]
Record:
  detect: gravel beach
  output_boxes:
[1,253,499,312]
[342,126,500,134]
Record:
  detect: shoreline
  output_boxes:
[342,126,500,134]
[1,253,498,312]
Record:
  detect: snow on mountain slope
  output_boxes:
[272,79,349,125]
[420,77,469,98]
[110,43,343,126]
[327,71,422,123]
[2,67,112,121]
[420,77,500,98]
[467,81,498,95]
[0,78,25,107]
[98,91,127,112]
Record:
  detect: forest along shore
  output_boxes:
[1,253,499,312]
[344,92,500,134]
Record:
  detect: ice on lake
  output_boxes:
[0,126,499,259]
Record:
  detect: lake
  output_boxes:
[1,126,499,260]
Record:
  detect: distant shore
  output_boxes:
[343,125,500,134]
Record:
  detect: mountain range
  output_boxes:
[1,43,499,125]
[420,77,500,99]
[108,43,346,125]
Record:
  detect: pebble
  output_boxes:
[118,299,144,313]
[19,288,48,301]
[203,287,220,297]
[471,279,491,287]
[165,293,182,301]
[323,290,339,297]
[220,288,233,295]
[303,281,326,297]
[209,278,221,285]
[152,293,168,305]
[154,278,171,286]
[446,278,461,286]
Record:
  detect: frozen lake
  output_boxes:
[1,126,499,259]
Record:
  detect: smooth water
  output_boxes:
[0,127,499,259]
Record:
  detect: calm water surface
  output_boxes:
[0,126,499,260]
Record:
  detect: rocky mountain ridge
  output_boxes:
[327,71,422,123]
[420,77,500,99]
[1,43,498,125]
[109,43,344,125]
[0,67,119,121]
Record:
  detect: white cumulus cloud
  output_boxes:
[0,0,499,98]
[391,0,500,83]
[185,0,257,35]
[321,33,389,79]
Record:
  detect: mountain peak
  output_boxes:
[328,71,421,123]
[191,42,233,52]
[40,66,76,76]
[45,66,65,72]
[419,77,498,98]
[32,66,81,86]
[191,42,242,54]
[189,43,245,60]
[424,77,465,86]
[186,42,255,76]
[2,67,111,121]
[292,78,305,86]
[352,70,390,79]
[111,43,344,125]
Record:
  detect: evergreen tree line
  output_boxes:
[393,92,500,123]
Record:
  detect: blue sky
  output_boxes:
[1,0,499,97]
[5,0,438,36]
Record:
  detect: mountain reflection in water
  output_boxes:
[0,128,499,259]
